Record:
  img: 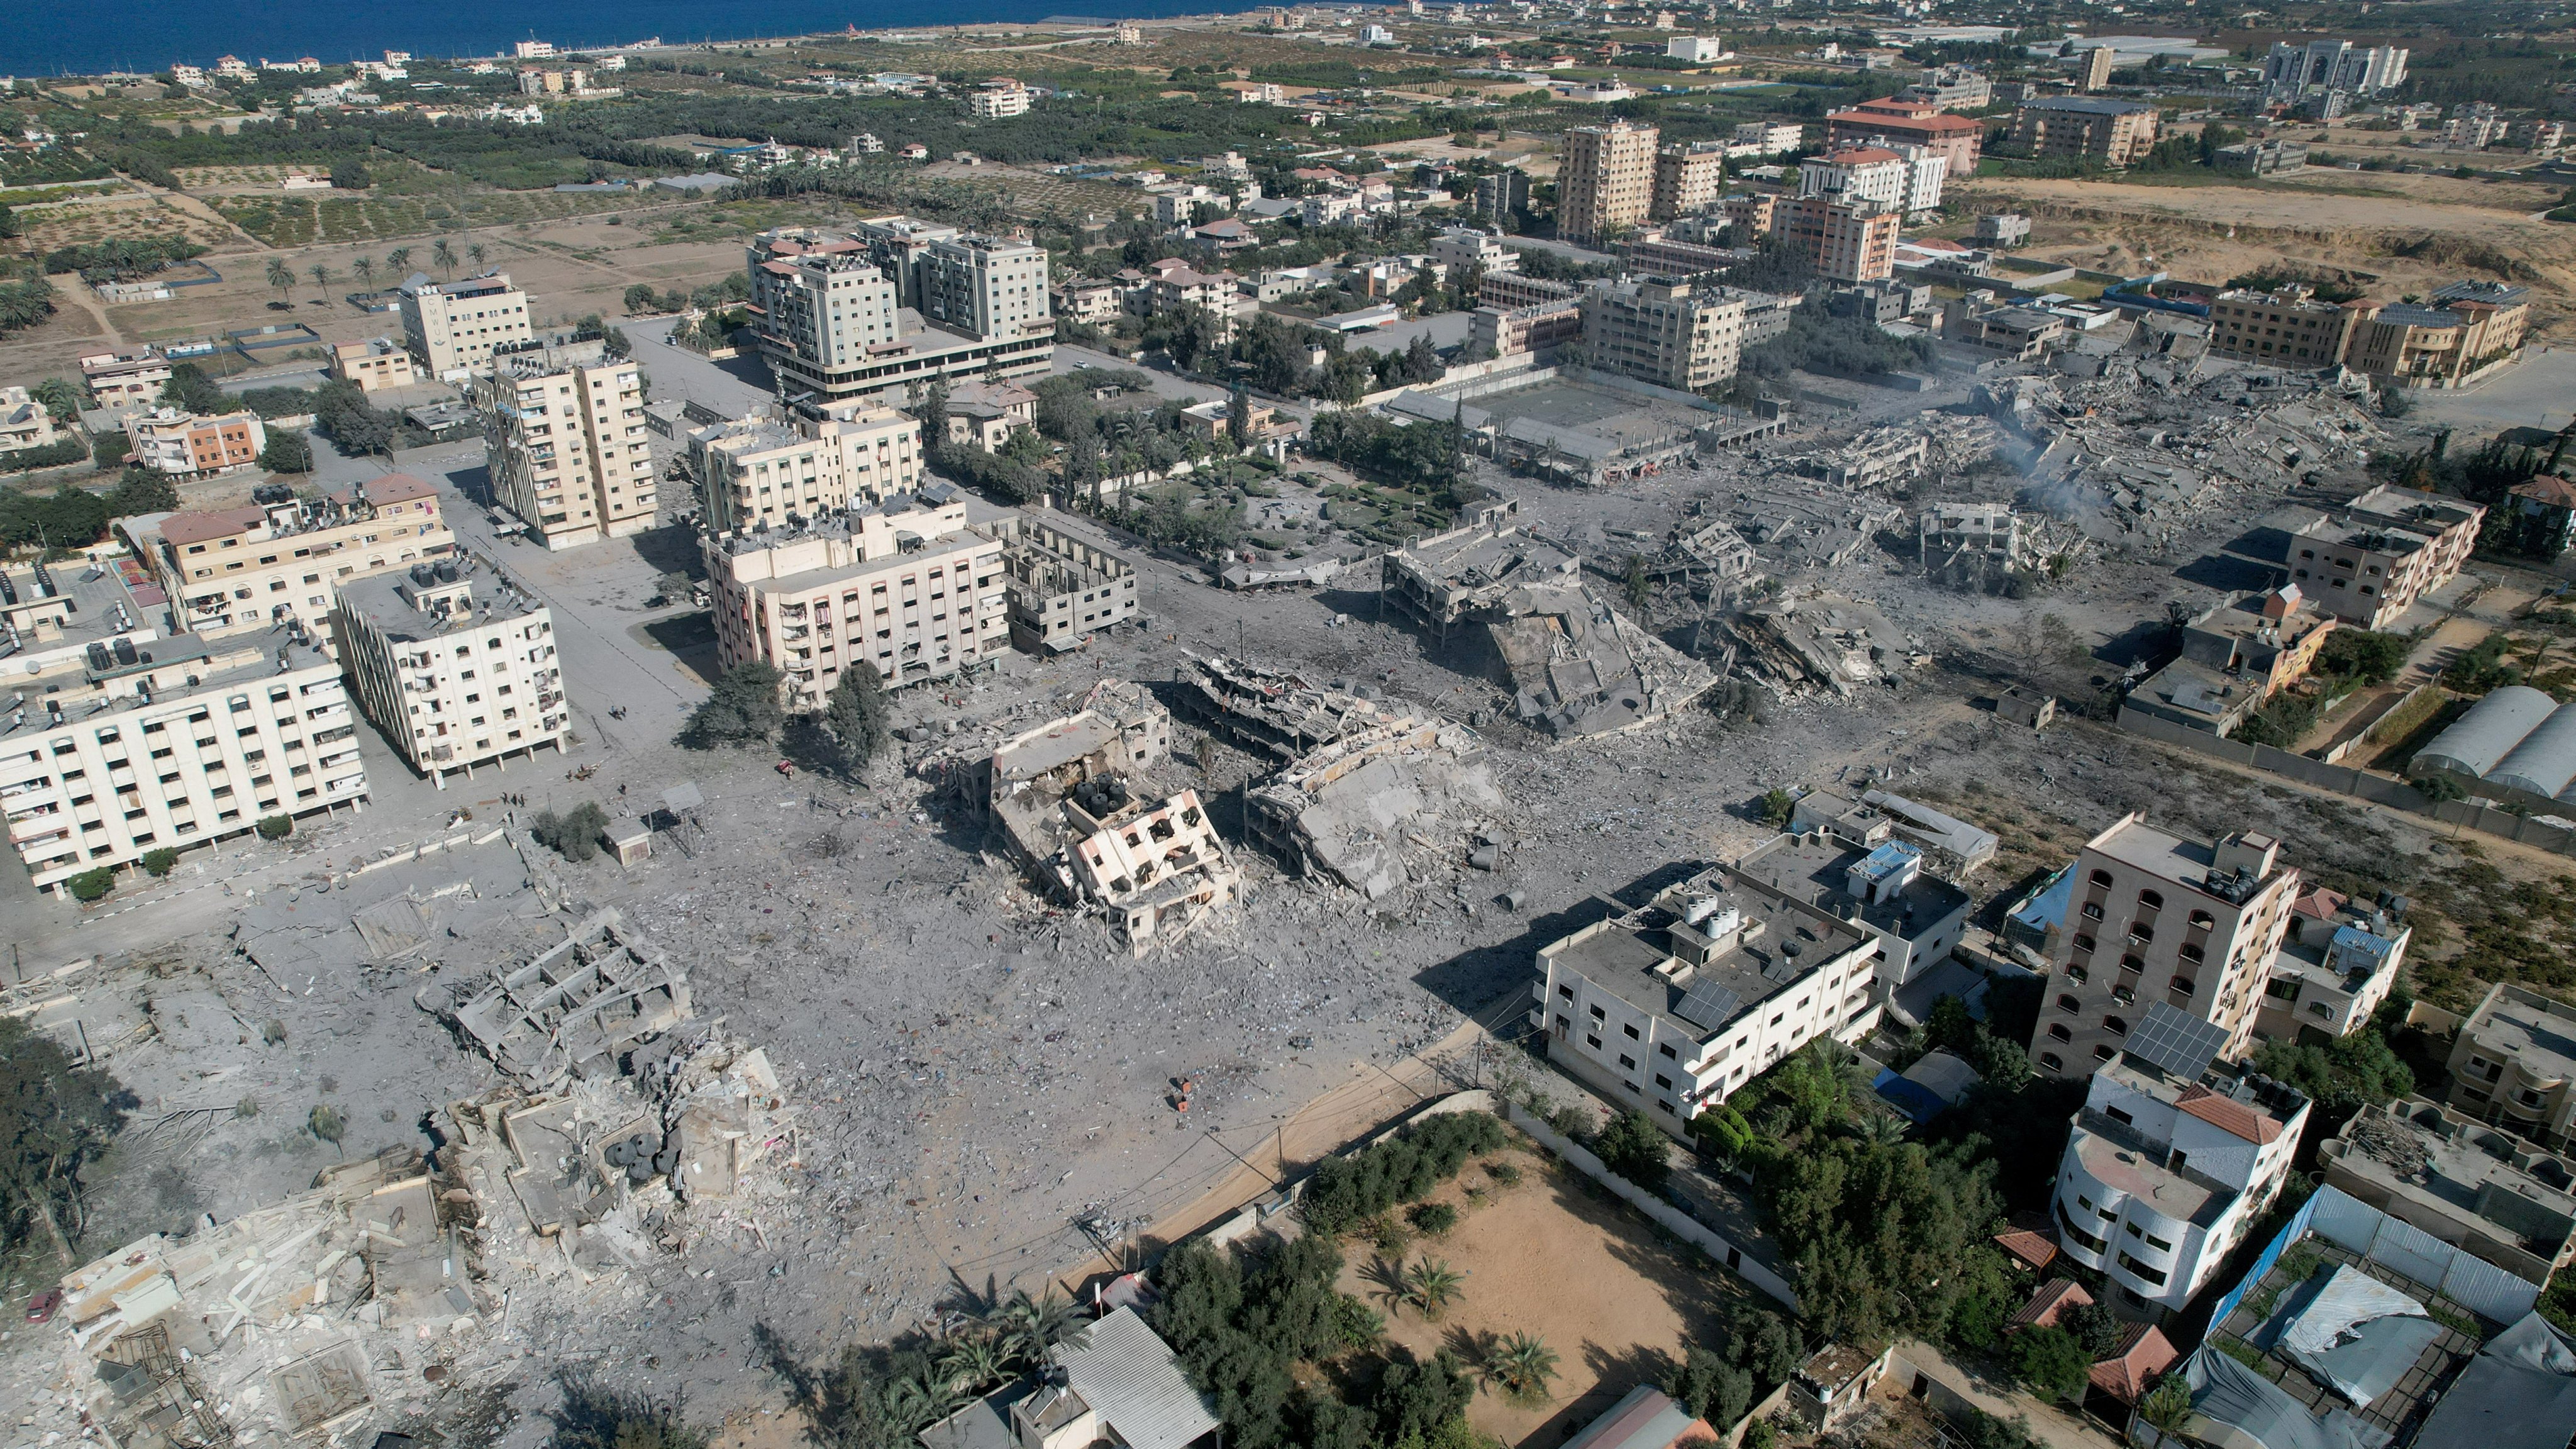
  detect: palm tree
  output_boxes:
[935,1333,1008,1396]
[352,256,374,287]
[264,257,294,302]
[308,262,331,293]
[1403,1258,1467,1321]
[431,238,457,277]
[1853,1113,1911,1146]
[991,1287,1085,1367]
[385,246,413,274]
[1483,1331,1560,1404]
[467,242,487,269]
[880,1372,965,1435]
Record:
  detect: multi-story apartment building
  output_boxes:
[2445,984,2576,1150]
[2283,484,2485,631]
[333,562,566,785]
[1720,192,1778,239]
[2026,815,2302,1079]
[1649,141,1725,221]
[1621,234,1741,277]
[1472,168,1530,223]
[130,408,265,477]
[78,350,173,413]
[330,338,419,391]
[2079,44,2116,92]
[0,626,368,894]
[2343,280,2531,390]
[1902,65,1991,111]
[1734,827,1972,992]
[398,271,534,379]
[1824,99,1984,175]
[991,513,1140,653]
[2256,889,2409,1046]
[1732,121,1807,155]
[2051,1043,2309,1314]
[2208,285,2360,367]
[1578,277,1745,393]
[745,229,1053,403]
[691,399,923,535]
[1777,196,1899,284]
[1797,147,1911,213]
[1531,862,1883,1138]
[1557,120,1660,247]
[127,474,453,643]
[847,214,959,309]
[2009,97,2161,166]
[702,498,1011,709]
[475,339,657,551]
[2262,39,2408,96]
[968,78,1031,118]
[1475,271,1581,312]
[1430,228,1518,279]
[1470,299,1585,359]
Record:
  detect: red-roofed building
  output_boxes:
[2009,1278,2094,1331]
[1561,1385,1716,1449]
[1825,104,1985,176]
[1994,1225,2061,1274]
[2177,1083,2287,1144]
[2087,1323,2179,1404]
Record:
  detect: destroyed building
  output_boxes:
[1479,583,1720,738]
[991,512,1141,654]
[1173,652,1387,762]
[424,909,692,1090]
[1725,592,1928,698]
[984,680,1238,954]
[1645,516,1759,586]
[1380,506,1582,645]
[1244,713,1502,900]
[1918,501,2077,589]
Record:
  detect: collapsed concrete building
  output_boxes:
[425,909,692,1089]
[1916,501,2083,589]
[1380,504,1581,645]
[1725,591,1929,697]
[1245,713,1502,899]
[1483,583,1721,737]
[1174,651,1387,762]
[1644,516,1760,585]
[984,680,1239,954]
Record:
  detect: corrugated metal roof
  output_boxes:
[2492,702,2576,801]
[2418,686,2561,780]
[1052,1306,1221,1449]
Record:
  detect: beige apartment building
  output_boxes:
[398,271,534,378]
[2008,97,2162,165]
[746,228,1054,404]
[702,499,1011,710]
[691,399,924,535]
[127,473,453,643]
[131,408,265,477]
[1650,141,1725,221]
[2207,286,2360,367]
[2284,484,2485,631]
[991,513,1140,653]
[331,338,419,391]
[0,626,368,895]
[2028,815,2302,1078]
[79,350,174,413]
[2343,282,2531,390]
[1557,120,1660,247]
[333,562,568,786]
[1777,196,1899,284]
[1579,277,1746,392]
[476,339,657,550]
[2445,984,2576,1149]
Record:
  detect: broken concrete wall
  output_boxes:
[1244,715,1503,899]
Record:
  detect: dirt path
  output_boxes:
[47,273,125,351]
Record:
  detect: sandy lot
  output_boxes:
[1340,1142,1750,1447]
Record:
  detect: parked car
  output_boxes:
[26,1287,63,1323]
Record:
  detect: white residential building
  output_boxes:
[1532,863,1883,1137]
[1797,146,1911,213]
[2052,1043,2309,1315]
[2262,39,2408,96]
[333,564,565,784]
[1666,36,1731,62]
[1733,121,1806,155]
[398,271,533,379]
[690,399,924,535]
[967,78,1032,118]
[0,626,367,895]
[475,339,657,551]
[919,234,1052,341]
[1430,228,1519,277]
[745,229,1053,401]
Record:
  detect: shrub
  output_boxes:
[532,801,609,862]
[1299,1111,1504,1237]
[2011,1325,2091,1404]
[307,1103,346,1150]
[1406,1201,1458,1236]
[67,867,115,902]
[140,847,179,877]
[1592,1109,1671,1191]
[0,435,90,472]
[255,813,292,840]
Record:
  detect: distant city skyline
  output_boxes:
[1,0,1264,75]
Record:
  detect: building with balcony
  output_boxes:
[745,228,1053,403]
[967,77,1031,118]
[1557,120,1660,247]
[2446,984,2576,1150]
[130,408,265,477]
[475,338,657,550]
[989,513,1138,654]
[2208,284,2358,366]
[1533,862,1884,1138]
[1,386,66,453]
[0,625,367,895]
[332,563,566,786]
[2007,97,2161,167]
[2343,281,2531,391]
[1824,99,1984,175]
[2026,815,2302,1079]
[1650,141,1726,221]
[702,497,1011,710]
[691,399,923,534]
[1776,196,1900,284]
[79,350,173,414]
[397,270,533,379]
[2321,1097,2576,1285]
[126,474,452,645]
[1578,277,1746,392]
[1733,828,1972,991]
[330,338,419,391]
[2256,888,2409,1045]
[2051,1043,2309,1315]
[2283,484,2485,631]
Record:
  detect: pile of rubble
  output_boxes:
[1245,713,1504,900]
[1480,582,1719,737]
[1724,590,1931,699]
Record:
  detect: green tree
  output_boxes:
[158,362,228,414]
[253,813,292,840]
[262,430,313,474]
[820,660,894,778]
[0,201,18,240]
[532,801,609,862]
[1663,1346,1753,1428]
[1401,1258,1467,1320]
[2010,1325,2091,1404]
[106,468,180,518]
[2058,1301,2124,1360]
[1758,787,1796,828]
[554,1385,711,1449]
[1482,1331,1558,1404]
[264,257,294,302]
[330,160,371,190]
[352,256,374,289]
[0,1016,130,1262]
[307,1103,346,1154]
[31,376,82,421]
[1228,386,1250,449]
[683,662,787,748]
[2253,1028,2413,1116]
[1623,553,1652,609]
[1591,1109,1670,1191]
[625,282,661,313]
[467,242,487,269]
[308,262,331,293]
[385,246,413,274]
[140,847,179,876]
[431,238,458,277]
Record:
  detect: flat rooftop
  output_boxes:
[1547,865,1871,1039]
[336,567,543,640]
[2070,1124,2226,1226]
[2464,988,2576,1082]
[1731,833,1969,942]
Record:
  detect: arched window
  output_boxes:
[2082,902,2106,921]
[2128,923,2154,945]
[2048,1024,2073,1043]
[2073,933,2098,953]
[2121,954,2145,974]
[2058,994,2082,1013]
[2103,1015,2131,1036]
[2189,911,2216,930]
[2093,1044,2119,1062]
[2179,943,2205,964]
[2170,976,2196,997]
[2040,1053,2065,1072]
[2090,869,2114,887]
[2137,889,2164,911]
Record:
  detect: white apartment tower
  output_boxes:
[476,339,657,550]
[333,562,567,786]
[919,234,1052,342]
[398,271,534,378]
[690,400,925,535]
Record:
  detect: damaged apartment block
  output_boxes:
[1245,713,1503,900]
[425,908,692,1088]
[1174,652,1389,762]
[991,513,1140,653]
[983,680,1238,954]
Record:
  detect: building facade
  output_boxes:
[333,565,567,784]
[702,499,1011,709]
[919,235,1052,343]
[475,340,657,551]
[1650,142,1725,221]
[1557,120,1660,247]
[2343,281,2530,389]
[130,474,453,643]
[1531,863,1883,1137]
[2207,285,2358,366]
[1777,196,1899,284]
[0,628,367,894]
[745,229,1054,402]
[2284,484,2485,631]
[2263,40,2409,96]
[691,400,924,535]
[2257,890,2409,1046]
[2009,97,2161,165]
[992,514,1139,653]
[131,408,265,477]
[397,272,534,378]
[1579,277,1745,392]
[1824,99,1984,175]
[2027,815,2302,1078]
[2445,984,2576,1149]
[331,338,419,391]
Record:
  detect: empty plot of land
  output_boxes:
[1479,380,1707,452]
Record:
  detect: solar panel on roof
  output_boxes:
[2124,1002,2229,1080]
[1674,980,1742,1032]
